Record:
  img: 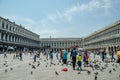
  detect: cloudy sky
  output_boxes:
[0,0,120,38]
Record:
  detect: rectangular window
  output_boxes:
[6,24,8,29]
[10,26,11,30]
[2,23,4,28]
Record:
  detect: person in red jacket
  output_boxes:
[85,53,89,67]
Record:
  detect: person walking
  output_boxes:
[49,50,53,64]
[59,49,64,63]
[101,50,105,62]
[19,50,23,61]
[111,50,115,61]
[85,53,89,67]
[77,54,82,70]
[70,48,77,70]
[33,51,37,62]
[63,50,68,65]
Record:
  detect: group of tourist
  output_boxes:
[44,48,90,70]
[3,47,120,70]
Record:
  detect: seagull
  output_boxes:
[87,70,91,75]
[112,64,114,66]
[115,65,118,68]
[5,69,7,73]
[31,71,33,75]
[78,71,81,74]
[32,65,36,69]
[95,75,97,80]
[100,69,103,72]
[55,71,59,75]
[101,67,106,70]
[113,68,116,71]
[54,63,56,66]
[57,63,59,65]
[99,62,101,65]
[37,63,40,67]
[109,70,112,73]
[29,63,31,66]
[6,65,8,67]
[105,63,108,67]
[10,67,13,70]
[3,63,6,66]
[89,64,93,68]
[94,72,98,75]
[44,60,46,62]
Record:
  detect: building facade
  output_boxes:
[83,20,120,53]
[1,16,120,53]
[0,16,40,52]
[40,38,83,52]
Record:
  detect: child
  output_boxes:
[77,54,82,70]
[85,54,89,67]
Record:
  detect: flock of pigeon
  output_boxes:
[2,55,120,80]
[84,59,120,80]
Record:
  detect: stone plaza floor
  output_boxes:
[0,52,120,80]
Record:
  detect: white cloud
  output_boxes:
[43,0,114,22]
[3,15,37,31]
[102,0,113,14]
[38,28,59,38]
[3,15,61,38]
[2,0,117,38]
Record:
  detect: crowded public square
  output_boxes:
[0,49,120,80]
[0,0,120,80]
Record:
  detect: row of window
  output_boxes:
[84,24,120,43]
[40,42,81,47]
[85,37,120,47]
[0,32,39,47]
[0,20,39,40]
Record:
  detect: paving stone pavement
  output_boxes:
[0,52,120,80]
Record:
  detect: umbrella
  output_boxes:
[70,45,79,49]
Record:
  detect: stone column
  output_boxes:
[11,36,12,42]
[16,37,18,43]
[0,20,2,28]
[7,35,9,41]
[0,32,1,40]
[3,33,5,41]
[56,42,57,47]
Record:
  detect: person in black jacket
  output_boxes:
[70,48,77,70]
